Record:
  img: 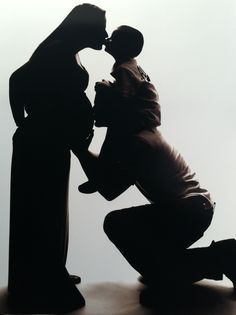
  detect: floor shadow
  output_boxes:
[0,281,236,315]
[144,282,235,315]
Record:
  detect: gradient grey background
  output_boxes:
[0,0,236,287]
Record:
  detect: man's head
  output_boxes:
[105,25,144,61]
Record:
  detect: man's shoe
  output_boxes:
[210,238,236,290]
[139,285,180,309]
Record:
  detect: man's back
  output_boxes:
[100,128,211,204]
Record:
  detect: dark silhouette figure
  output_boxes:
[77,25,236,307]
[8,4,107,312]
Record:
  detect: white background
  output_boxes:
[0,0,236,287]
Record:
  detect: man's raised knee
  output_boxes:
[103,210,120,238]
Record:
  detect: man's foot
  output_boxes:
[210,238,236,290]
[70,274,81,284]
[139,286,171,308]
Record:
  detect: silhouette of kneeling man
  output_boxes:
[77,25,236,307]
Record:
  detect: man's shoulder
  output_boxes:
[112,59,140,79]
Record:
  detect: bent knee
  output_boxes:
[103,210,119,236]
[103,207,135,240]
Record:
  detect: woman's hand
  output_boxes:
[71,129,94,156]
[83,129,94,150]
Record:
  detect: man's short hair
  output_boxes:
[116,25,144,58]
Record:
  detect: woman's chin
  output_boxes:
[90,43,103,50]
[94,121,102,127]
[95,119,107,127]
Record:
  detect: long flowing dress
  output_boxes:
[8,42,93,309]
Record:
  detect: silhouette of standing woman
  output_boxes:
[8,4,107,312]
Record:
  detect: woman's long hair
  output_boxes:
[38,4,106,47]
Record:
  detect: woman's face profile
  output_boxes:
[86,18,108,51]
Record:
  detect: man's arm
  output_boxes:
[74,149,99,183]
[75,149,135,201]
[96,160,135,201]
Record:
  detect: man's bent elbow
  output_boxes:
[98,188,120,201]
